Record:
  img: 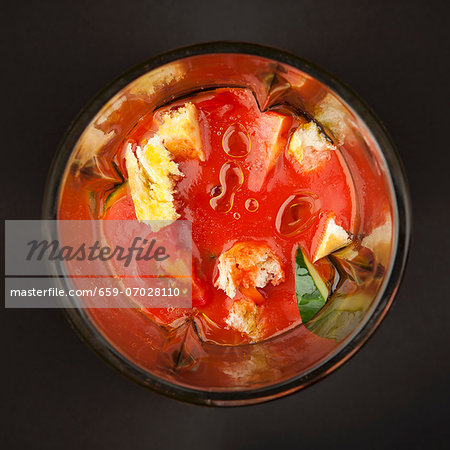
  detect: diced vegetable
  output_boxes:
[331,244,378,285]
[295,247,329,323]
[246,111,292,191]
[103,182,128,215]
[306,291,373,341]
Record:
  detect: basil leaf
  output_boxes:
[295,247,328,323]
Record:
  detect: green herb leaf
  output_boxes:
[295,247,329,323]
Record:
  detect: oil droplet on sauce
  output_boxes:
[210,161,244,213]
[276,192,321,237]
[245,198,259,212]
[222,123,251,158]
[233,212,241,220]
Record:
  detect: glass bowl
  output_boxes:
[43,42,411,406]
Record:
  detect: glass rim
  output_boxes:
[42,41,412,406]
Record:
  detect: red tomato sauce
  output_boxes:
[80,88,355,345]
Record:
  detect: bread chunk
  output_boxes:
[215,241,285,299]
[125,135,182,224]
[362,220,392,266]
[225,298,264,341]
[158,102,205,161]
[288,121,334,172]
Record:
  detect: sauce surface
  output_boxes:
[100,88,354,344]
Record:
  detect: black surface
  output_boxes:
[1,1,449,449]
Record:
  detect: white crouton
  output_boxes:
[225,298,264,341]
[157,102,205,161]
[362,220,392,266]
[315,93,355,146]
[128,61,186,97]
[222,346,281,382]
[125,135,182,224]
[312,216,351,262]
[287,121,335,172]
[215,242,285,299]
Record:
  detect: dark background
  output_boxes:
[1,0,449,448]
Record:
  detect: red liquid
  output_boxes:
[65,88,354,345]
[57,55,393,388]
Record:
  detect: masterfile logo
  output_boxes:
[5,220,193,309]
[26,236,171,267]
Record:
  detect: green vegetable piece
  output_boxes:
[103,182,128,214]
[295,247,329,323]
[306,291,373,341]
